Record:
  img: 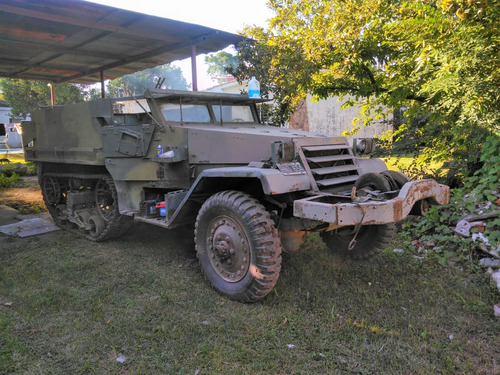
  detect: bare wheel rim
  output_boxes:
[42,176,61,205]
[206,215,251,283]
[95,179,115,220]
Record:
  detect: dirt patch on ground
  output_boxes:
[0,176,46,213]
[0,176,59,250]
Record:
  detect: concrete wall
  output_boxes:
[290,95,392,140]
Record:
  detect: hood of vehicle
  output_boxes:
[185,124,331,164]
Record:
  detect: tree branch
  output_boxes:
[360,63,377,87]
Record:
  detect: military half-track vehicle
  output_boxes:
[22,89,449,302]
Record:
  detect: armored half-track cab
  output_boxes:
[22,89,449,302]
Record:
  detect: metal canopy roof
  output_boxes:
[145,89,269,104]
[0,0,244,85]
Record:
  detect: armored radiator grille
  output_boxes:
[301,144,360,190]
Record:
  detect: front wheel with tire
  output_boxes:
[381,170,410,190]
[195,191,282,302]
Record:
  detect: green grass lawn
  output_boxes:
[0,153,26,164]
[0,153,37,180]
[1,225,499,374]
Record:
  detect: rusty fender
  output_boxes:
[293,179,450,226]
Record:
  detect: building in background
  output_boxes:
[0,100,12,125]
[0,101,23,150]
[205,76,240,94]
[289,95,392,139]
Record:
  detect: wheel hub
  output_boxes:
[215,239,234,261]
[208,216,250,282]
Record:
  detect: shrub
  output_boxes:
[0,172,19,188]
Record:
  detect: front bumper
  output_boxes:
[293,179,450,226]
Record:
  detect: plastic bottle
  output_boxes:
[156,144,163,156]
[248,76,261,99]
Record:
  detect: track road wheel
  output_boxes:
[92,176,132,241]
[322,172,396,260]
[88,215,106,239]
[95,177,118,221]
[41,176,61,206]
[195,191,282,302]
[41,175,66,226]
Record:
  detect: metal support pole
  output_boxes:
[190,44,198,92]
[48,83,56,105]
[100,70,106,98]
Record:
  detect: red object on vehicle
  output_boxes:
[155,201,166,217]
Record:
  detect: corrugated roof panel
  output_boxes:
[0,0,244,84]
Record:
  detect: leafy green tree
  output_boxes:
[205,51,239,83]
[82,86,102,102]
[107,64,189,97]
[234,0,499,176]
[0,79,84,119]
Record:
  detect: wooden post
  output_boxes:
[48,83,56,105]
[100,70,106,98]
